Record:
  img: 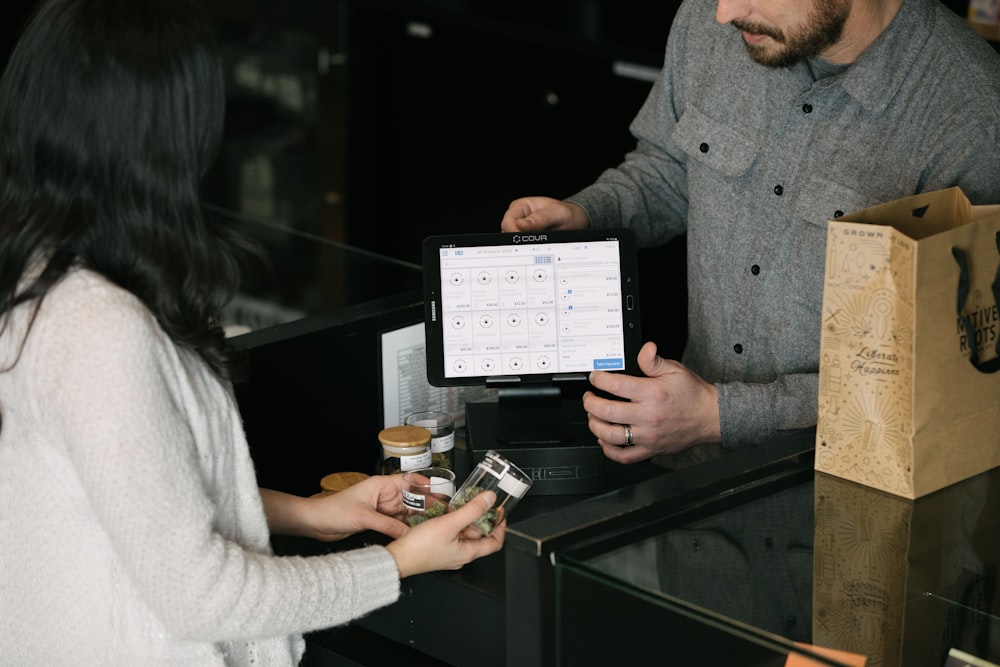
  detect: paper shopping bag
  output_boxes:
[815,187,1000,498]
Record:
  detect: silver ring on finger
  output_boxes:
[623,424,634,446]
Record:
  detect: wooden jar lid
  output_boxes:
[319,471,370,494]
[377,425,431,448]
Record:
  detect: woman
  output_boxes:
[0,1,504,665]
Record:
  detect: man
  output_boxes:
[501,0,1000,463]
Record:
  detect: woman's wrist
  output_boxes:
[259,488,316,537]
[384,541,412,578]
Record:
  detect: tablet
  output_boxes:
[422,229,642,387]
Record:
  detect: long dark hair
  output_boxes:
[0,0,252,380]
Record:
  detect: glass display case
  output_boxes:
[208,203,422,337]
[539,436,1000,667]
[255,389,999,667]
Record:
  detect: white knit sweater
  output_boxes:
[0,269,401,666]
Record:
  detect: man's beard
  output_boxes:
[732,0,849,68]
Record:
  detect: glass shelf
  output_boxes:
[205,204,422,334]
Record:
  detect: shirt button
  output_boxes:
[764,537,774,548]
[691,538,701,551]
[699,142,709,153]
[834,210,844,218]
[802,103,813,113]
[773,185,784,196]
[734,343,744,354]
[751,264,760,275]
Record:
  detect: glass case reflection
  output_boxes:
[555,463,1000,666]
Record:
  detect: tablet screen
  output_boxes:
[422,230,642,387]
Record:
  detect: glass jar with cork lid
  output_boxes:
[404,411,455,471]
[379,424,433,475]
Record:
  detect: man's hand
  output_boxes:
[500,196,589,232]
[583,341,722,463]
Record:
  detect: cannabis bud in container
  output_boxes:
[448,450,532,535]
[401,467,455,527]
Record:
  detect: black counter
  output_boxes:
[280,427,1000,667]
[271,441,667,666]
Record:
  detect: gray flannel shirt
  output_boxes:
[570,0,1000,448]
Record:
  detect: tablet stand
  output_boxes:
[465,384,605,495]
[495,385,572,445]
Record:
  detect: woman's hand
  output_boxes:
[385,490,506,578]
[260,475,410,542]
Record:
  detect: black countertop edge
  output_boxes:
[506,427,818,557]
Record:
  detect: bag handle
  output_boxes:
[951,230,1000,374]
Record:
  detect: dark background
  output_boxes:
[2,0,991,362]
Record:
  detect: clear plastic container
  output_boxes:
[449,450,533,535]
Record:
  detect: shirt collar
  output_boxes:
[837,0,934,113]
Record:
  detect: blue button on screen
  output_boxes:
[593,358,624,370]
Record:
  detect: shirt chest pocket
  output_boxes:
[795,178,867,227]
[787,177,869,314]
[673,104,760,179]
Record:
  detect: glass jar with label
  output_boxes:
[379,425,433,475]
[403,411,455,471]
[449,450,533,535]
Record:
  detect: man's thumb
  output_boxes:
[637,340,667,376]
